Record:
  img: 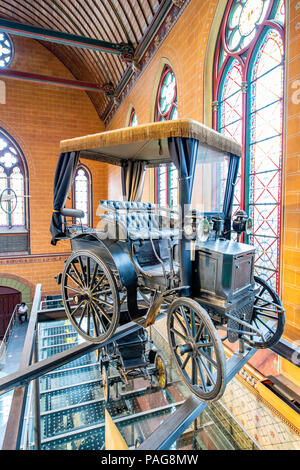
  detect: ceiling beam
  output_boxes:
[0,68,115,94]
[0,18,135,57]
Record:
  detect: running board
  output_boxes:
[138,346,257,450]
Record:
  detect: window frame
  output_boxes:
[71,164,93,227]
[154,64,178,206]
[213,0,285,292]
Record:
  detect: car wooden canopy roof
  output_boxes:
[60,119,242,167]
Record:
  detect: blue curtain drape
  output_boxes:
[168,137,199,292]
[50,151,80,245]
[121,160,146,201]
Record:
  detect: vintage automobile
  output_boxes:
[99,327,167,403]
[50,119,285,402]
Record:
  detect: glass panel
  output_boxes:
[10,167,25,226]
[218,59,243,231]
[0,32,13,68]
[248,29,284,291]
[0,131,26,229]
[225,0,270,53]
[75,168,89,225]
[0,166,8,226]
[129,109,138,127]
[274,0,285,22]
[191,148,230,214]
[155,65,178,206]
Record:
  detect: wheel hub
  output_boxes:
[176,337,197,357]
[74,289,92,304]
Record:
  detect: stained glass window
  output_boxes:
[129,108,138,127]
[0,33,13,68]
[214,0,285,291]
[154,65,178,206]
[73,166,91,226]
[0,130,27,229]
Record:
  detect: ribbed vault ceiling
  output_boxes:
[0,0,164,120]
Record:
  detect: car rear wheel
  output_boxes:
[62,250,120,343]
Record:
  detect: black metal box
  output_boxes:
[193,239,255,311]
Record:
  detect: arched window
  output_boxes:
[0,128,29,254]
[0,129,28,230]
[72,165,92,226]
[129,108,138,127]
[154,65,178,207]
[0,33,13,68]
[213,0,285,292]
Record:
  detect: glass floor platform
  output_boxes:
[20,319,261,450]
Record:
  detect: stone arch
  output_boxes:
[0,273,34,313]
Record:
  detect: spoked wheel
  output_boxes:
[244,276,285,349]
[155,353,167,389]
[101,363,110,403]
[167,298,226,402]
[62,250,120,343]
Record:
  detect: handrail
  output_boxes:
[1,284,42,450]
[0,303,20,362]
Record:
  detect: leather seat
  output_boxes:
[99,200,178,241]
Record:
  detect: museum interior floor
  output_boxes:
[0,310,299,450]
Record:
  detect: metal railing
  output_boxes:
[0,303,20,363]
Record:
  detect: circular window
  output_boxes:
[0,33,13,68]
[225,0,270,53]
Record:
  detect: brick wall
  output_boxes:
[281,0,300,347]
[0,35,106,297]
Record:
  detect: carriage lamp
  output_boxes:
[184,223,194,238]
[212,214,224,238]
[196,216,211,242]
[232,210,253,241]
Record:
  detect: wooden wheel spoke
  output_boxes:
[254,310,278,320]
[197,348,217,368]
[86,304,91,335]
[179,306,192,335]
[93,297,113,313]
[198,356,215,386]
[92,301,112,324]
[66,271,83,288]
[95,297,114,308]
[196,358,207,392]
[256,317,275,334]
[180,353,190,371]
[90,263,98,290]
[192,358,197,385]
[170,327,187,342]
[89,304,99,337]
[65,285,84,294]
[86,256,91,287]
[173,311,189,336]
[70,261,85,287]
[78,256,87,286]
[91,303,108,333]
[91,274,105,293]
[71,300,85,318]
[195,322,205,342]
[93,288,112,296]
[77,306,87,328]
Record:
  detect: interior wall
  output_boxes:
[0,35,106,297]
